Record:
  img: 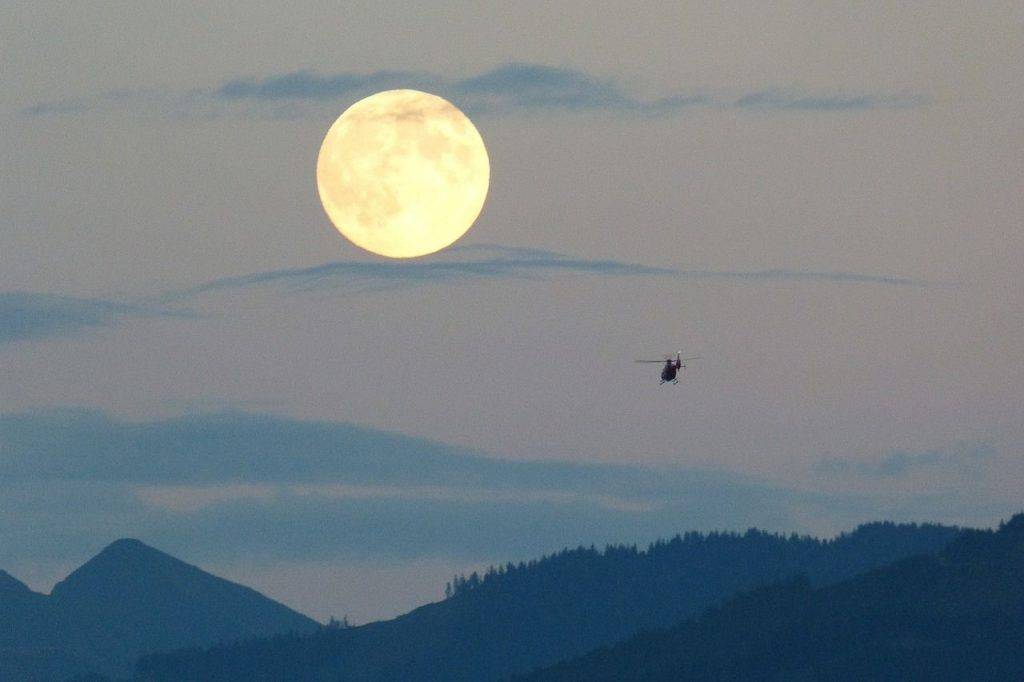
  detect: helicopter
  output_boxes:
[636,351,700,384]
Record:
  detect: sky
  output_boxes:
[2,2,1022,623]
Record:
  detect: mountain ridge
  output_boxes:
[521,512,1024,681]
[0,538,319,682]
[134,519,961,681]
[0,569,33,594]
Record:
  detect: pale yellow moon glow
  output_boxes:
[316,90,490,258]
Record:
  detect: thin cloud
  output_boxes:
[217,70,425,101]
[164,246,672,301]
[158,245,939,303]
[0,409,1011,570]
[19,99,88,116]
[734,88,925,111]
[0,408,860,564]
[451,63,632,112]
[0,292,191,344]
[0,250,936,344]
[135,483,656,515]
[207,64,927,114]
[133,483,278,513]
[675,268,939,287]
[20,63,926,119]
[816,443,997,478]
[0,408,758,502]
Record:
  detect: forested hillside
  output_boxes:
[135,520,957,681]
[524,514,1024,681]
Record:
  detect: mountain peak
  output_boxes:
[95,537,193,567]
[49,537,215,604]
[6,539,317,680]
[106,537,147,548]
[97,537,158,558]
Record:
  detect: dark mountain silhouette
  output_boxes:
[0,539,318,681]
[0,569,52,635]
[134,520,958,681]
[0,570,31,594]
[523,513,1024,681]
[0,569,90,681]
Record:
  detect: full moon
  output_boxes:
[316,90,490,258]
